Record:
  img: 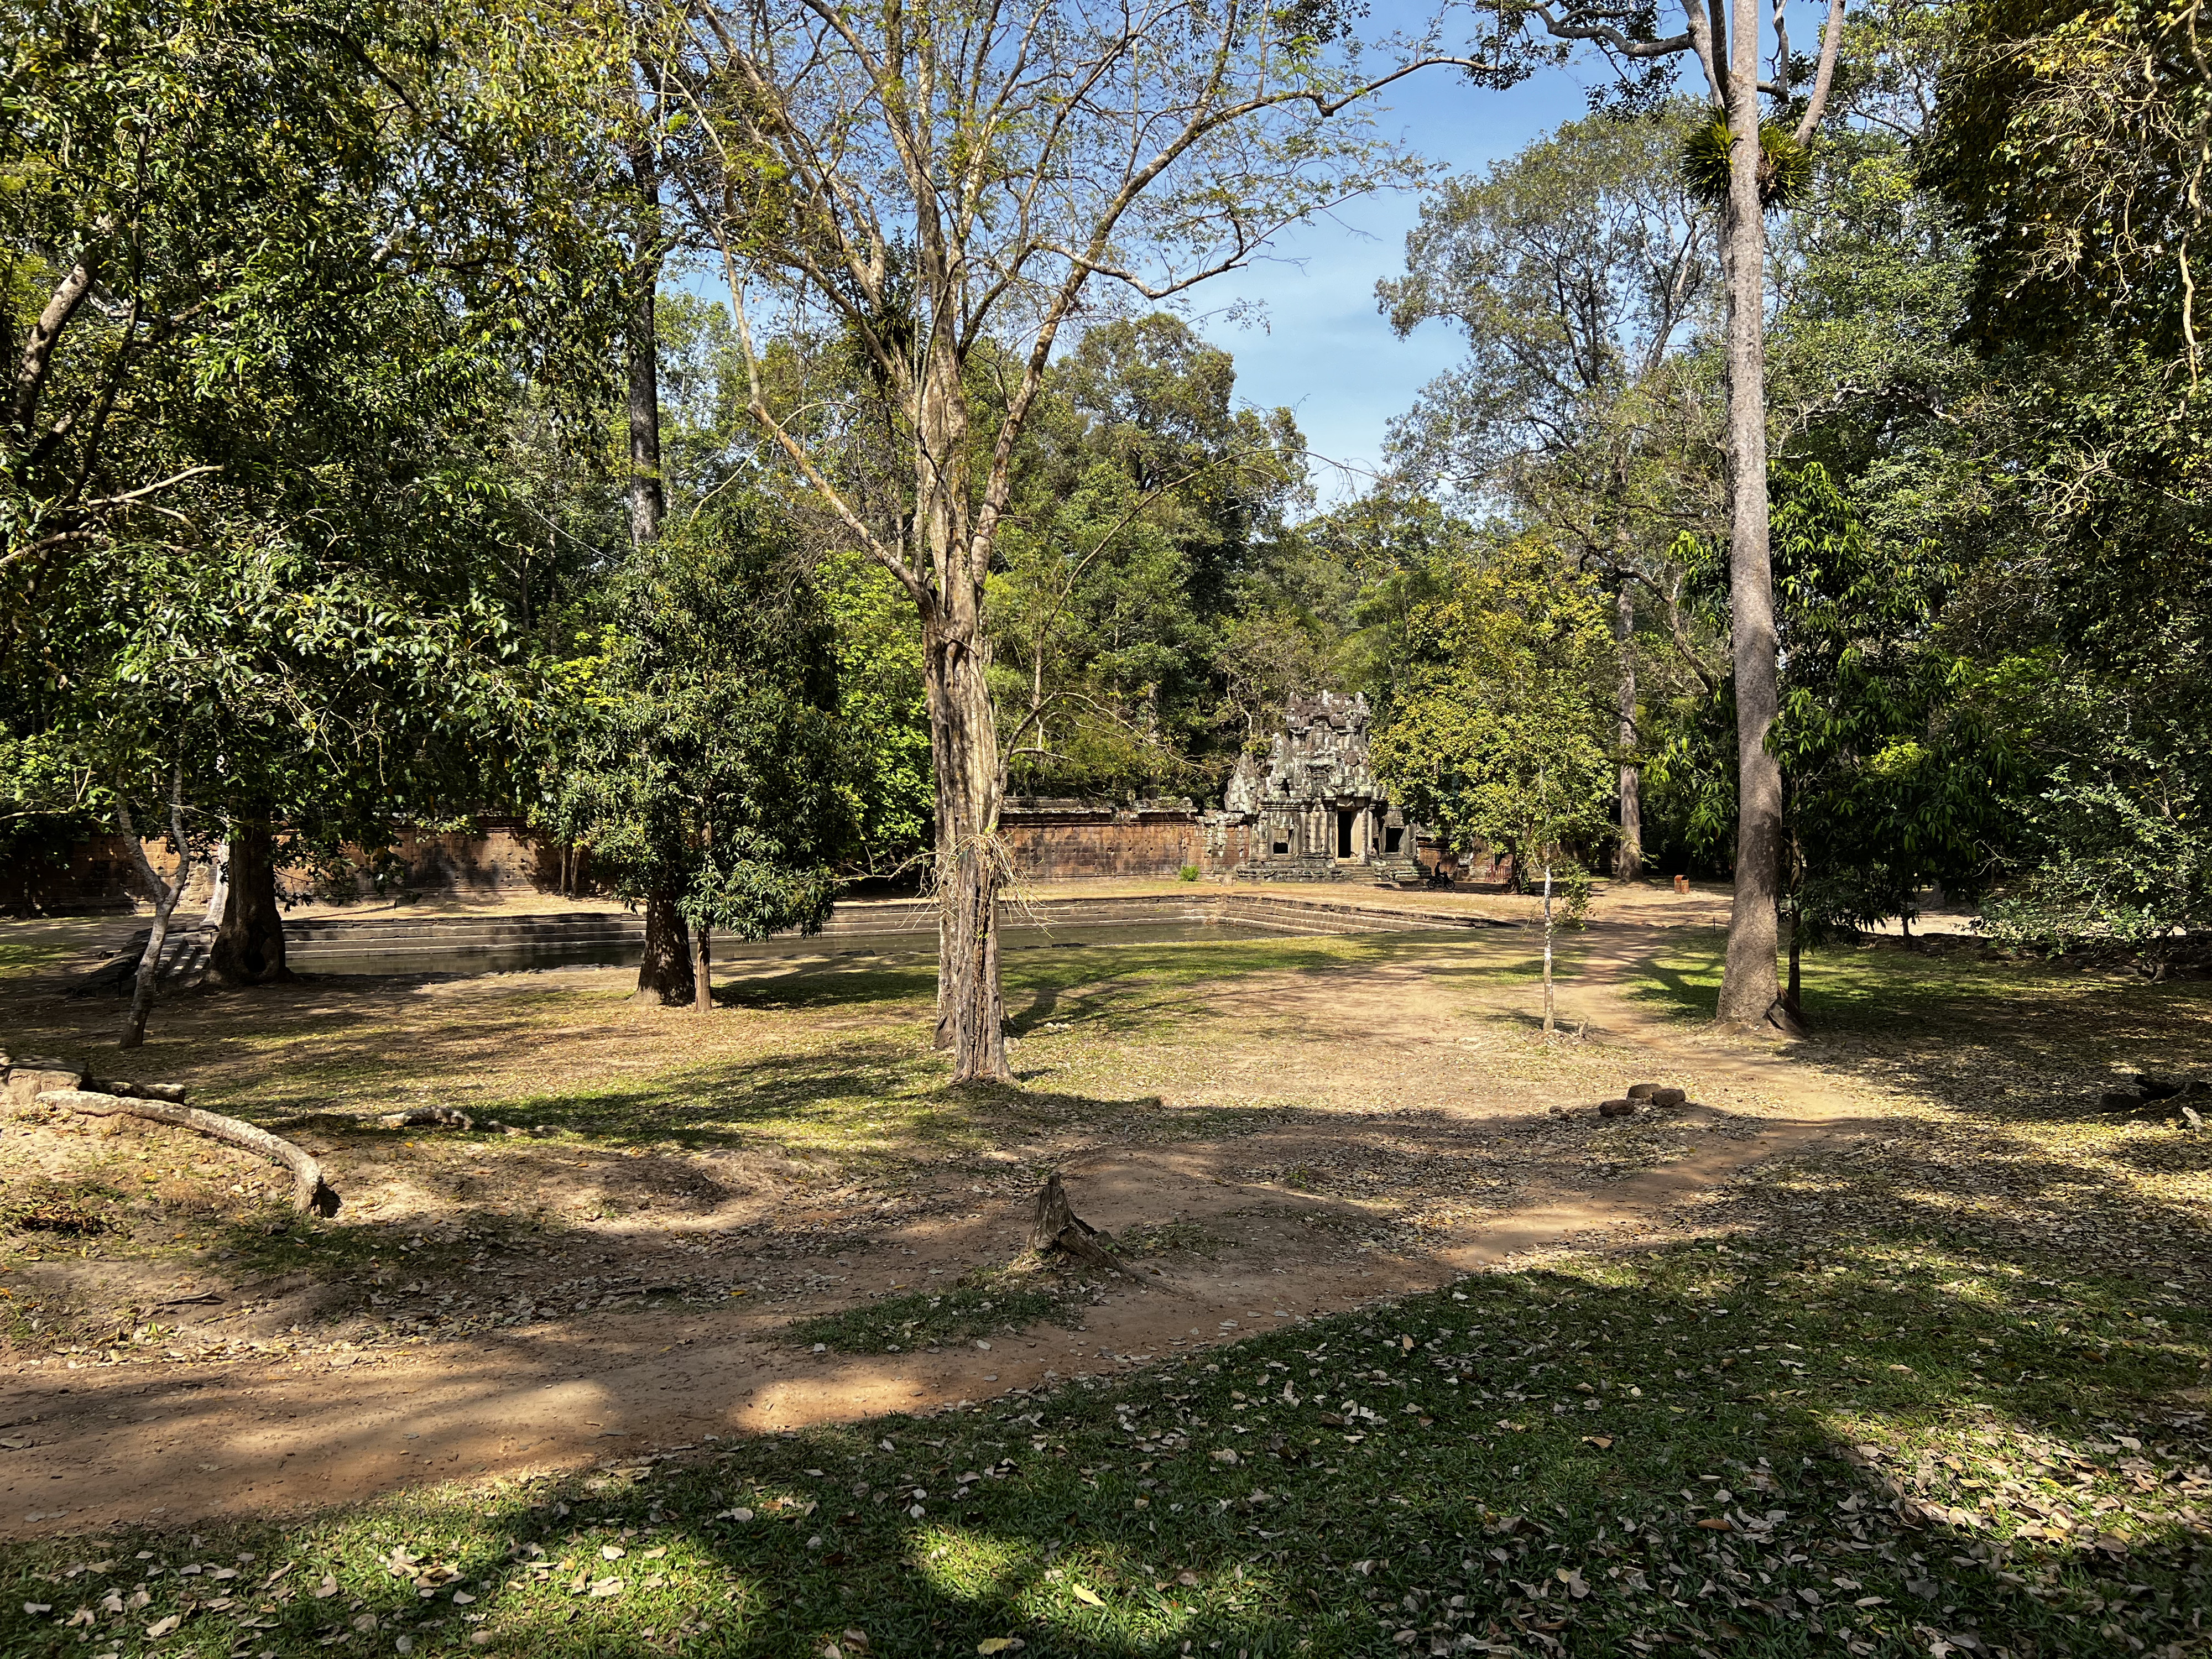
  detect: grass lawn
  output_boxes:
[0,1226,2204,1658]
[2,930,2208,1657]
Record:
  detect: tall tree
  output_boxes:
[1458,0,1853,1027]
[1371,535,1617,1033]
[1379,103,1724,883]
[2,0,632,1039]
[990,314,1309,800]
[542,508,848,1006]
[659,0,1416,1082]
[1919,0,2212,968]
[622,81,697,1006]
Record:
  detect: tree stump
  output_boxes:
[1028,1172,1137,1277]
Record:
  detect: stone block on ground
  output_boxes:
[1598,1098,1637,1118]
[3,1060,85,1108]
[377,1107,474,1131]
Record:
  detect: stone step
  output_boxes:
[267,888,1500,966]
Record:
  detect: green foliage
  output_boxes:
[991,314,1312,800]
[818,552,933,876]
[1552,859,1595,926]
[542,509,847,941]
[1977,644,2212,966]
[1380,101,1719,515]
[1,0,633,885]
[1371,536,1617,878]
[1679,118,1815,208]
[1922,0,2212,359]
[1381,105,1729,876]
[1767,463,2017,935]
[1,0,628,599]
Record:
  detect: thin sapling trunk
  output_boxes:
[691,925,712,1012]
[114,761,197,1050]
[1614,584,1642,881]
[1542,859,1556,1036]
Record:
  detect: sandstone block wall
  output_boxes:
[999,801,1205,881]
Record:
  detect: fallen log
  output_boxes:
[85,1076,189,1104]
[39,1089,340,1217]
[1027,1171,1139,1278]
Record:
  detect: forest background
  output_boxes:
[3,0,2207,1032]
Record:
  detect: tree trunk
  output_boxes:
[123,890,182,1050]
[635,890,692,1005]
[207,821,291,986]
[1613,583,1642,883]
[925,608,1013,1084]
[1785,904,1802,1011]
[691,925,713,1012]
[1028,1171,1138,1276]
[115,768,196,1051]
[199,840,230,930]
[627,156,664,552]
[623,150,691,1015]
[1541,860,1556,1036]
[1713,48,1786,1030]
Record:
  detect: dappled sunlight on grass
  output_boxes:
[3,1220,2204,1657]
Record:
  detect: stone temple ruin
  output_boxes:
[1216,691,1423,883]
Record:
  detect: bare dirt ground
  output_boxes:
[0,889,1967,1537]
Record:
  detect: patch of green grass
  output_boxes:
[3,1231,2203,1658]
[2,1177,122,1238]
[788,1268,1094,1355]
[0,919,109,980]
[1625,933,2212,1042]
[1114,1220,1228,1259]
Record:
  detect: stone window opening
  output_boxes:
[1384,825,1404,854]
[1337,809,1355,859]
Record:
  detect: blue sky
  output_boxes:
[1185,60,1593,504]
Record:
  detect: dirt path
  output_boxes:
[0,910,1889,1538]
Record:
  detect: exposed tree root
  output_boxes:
[1027,1171,1140,1278]
[42,1088,340,1217]
[1765,998,1812,1039]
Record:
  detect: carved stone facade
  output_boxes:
[1216,692,1423,883]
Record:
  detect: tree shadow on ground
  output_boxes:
[1621,937,2212,1275]
[6,927,2210,1653]
[8,1197,2201,1658]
